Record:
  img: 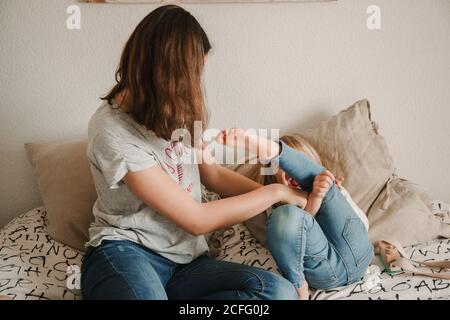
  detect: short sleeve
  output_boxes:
[91,132,157,189]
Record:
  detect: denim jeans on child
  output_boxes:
[81,240,298,300]
[266,142,374,290]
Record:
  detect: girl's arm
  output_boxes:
[123,166,307,236]
[200,164,263,197]
[197,144,262,197]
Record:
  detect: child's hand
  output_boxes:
[311,170,335,199]
[336,176,345,190]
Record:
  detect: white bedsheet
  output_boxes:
[1,204,449,300]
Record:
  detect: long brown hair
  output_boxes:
[102,5,211,144]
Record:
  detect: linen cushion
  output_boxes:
[25,139,96,252]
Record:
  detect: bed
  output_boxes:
[4,99,448,300]
[1,202,449,300]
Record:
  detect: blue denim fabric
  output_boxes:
[81,240,297,300]
[266,142,374,290]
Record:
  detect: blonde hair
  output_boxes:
[244,134,324,186]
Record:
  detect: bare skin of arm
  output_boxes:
[123,165,307,236]
[115,91,309,235]
[196,142,264,198]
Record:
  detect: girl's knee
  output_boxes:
[241,270,297,300]
[272,204,310,220]
[260,272,297,300]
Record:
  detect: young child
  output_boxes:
[216,130,373,299]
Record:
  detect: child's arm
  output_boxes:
[304,195,323,216]
[304,171,335,216]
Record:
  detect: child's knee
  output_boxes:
[268,205,313,241]
[272,204,312,223]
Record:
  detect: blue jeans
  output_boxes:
[81,240,297,300]
[266,142,374,290]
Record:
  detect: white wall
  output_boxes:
[1,0,449,227]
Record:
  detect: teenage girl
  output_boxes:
[81,5,306,300]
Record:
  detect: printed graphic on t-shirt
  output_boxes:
[164,142,193,193]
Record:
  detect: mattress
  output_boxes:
[1,205,449,300]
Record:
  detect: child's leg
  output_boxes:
[267,205,347,291]
[216,131,374,283]
[276,142,374,283]
[275,141,324,193]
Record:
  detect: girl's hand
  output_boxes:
[274,184,308,209]
[311,170,335,199]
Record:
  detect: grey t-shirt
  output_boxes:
[86,101,209,264]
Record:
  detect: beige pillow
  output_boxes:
[299,101,450,246]
[368,177,450,246]
[244,99,450,248]
[300,99,395,214]
[25,139,96,252]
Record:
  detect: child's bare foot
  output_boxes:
[297,281,310,300]
[215,128,279,161]
[304,170,336,216]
